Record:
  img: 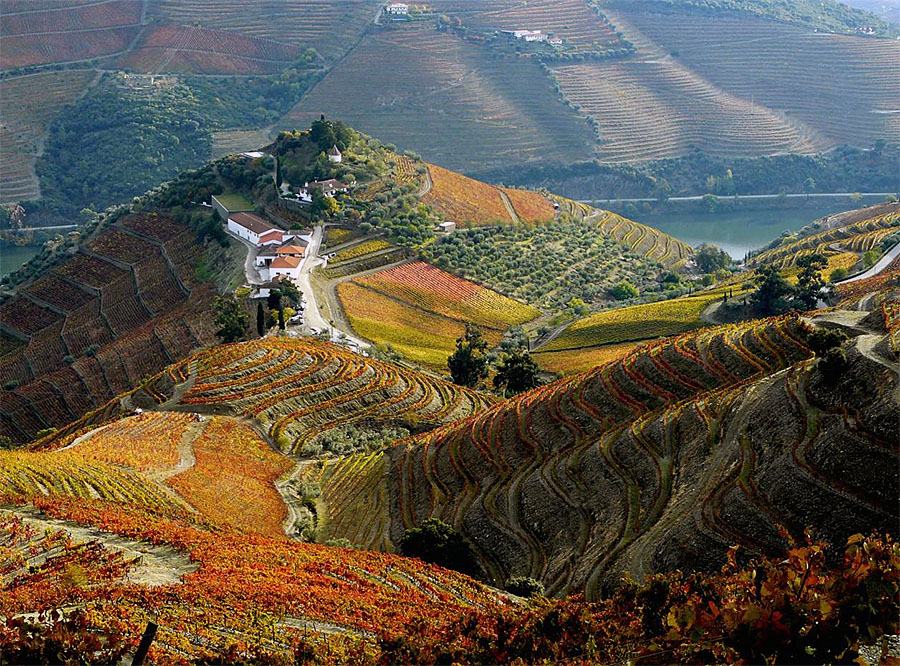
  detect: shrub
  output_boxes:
[505,576,545,598]
[830,267,849,283]
[807,328,848,356]
[609,280,639,300]
[399,518,478,577]
[819,346,848,381]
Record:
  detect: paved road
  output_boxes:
[835,241,900,285]
[226,228,263,285]
[294,226,370,350]
[580,192,897,204]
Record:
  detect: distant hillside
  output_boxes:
[312,314,899,596]
[3,0,898,210]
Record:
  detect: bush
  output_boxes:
[399,519,479,577]
[505,576,545,598]
[819,346,848,381]
[609,280,639,300]
[807,328,847,356]
[829,267,849,282]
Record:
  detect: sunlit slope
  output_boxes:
[314,316,899,596]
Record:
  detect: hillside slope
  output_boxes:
[313,315,899,596]
[0,213,228,445]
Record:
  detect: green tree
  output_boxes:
[493,348,541,397]
[399,519,477,576]
[609,280,639,300]
[214,295,249,343]
[863,250,879,268]
[694,243,731,273]
[750,265,794,315]
[278,305,286,331]
[804,177,816,200]
[256,301,266,337]
[795,253,828,310]
[819,346,847,382]
[310,190,341,218]
[448,323,489,388]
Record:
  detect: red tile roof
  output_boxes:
[230,213,275,235]
[276,244,306,255]
[258,229,284,243]
[271,256,302,269]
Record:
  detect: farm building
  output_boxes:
[385,3,409,15]
[504,29,547,42]
[327,145,342,163]
[227,212,282,246]
[437,221,456,233]
[298,179,351,199]
[212,193,254,221]
[268,255,302,281]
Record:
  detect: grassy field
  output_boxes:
[533,341,640,376]
[339,261,539,368]
[214,193,255,211]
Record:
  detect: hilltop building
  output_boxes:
[327,145,342,163]
[504,29,547,42]
[385,3,409,15]
[255,241,308,281]
[298,179,351,200]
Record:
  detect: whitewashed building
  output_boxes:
[327,145,342,163]
[227,212,281,246]
[385,3,409,15]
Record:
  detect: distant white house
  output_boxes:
[326,145,342,163]
[437,221,456,233]
[297,179,351,200]
[505,29,547,42]
[241,151,266,159]
[228,212,281,246]
[549,37,563,46]
[385,3,409,15]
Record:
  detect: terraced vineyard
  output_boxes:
[174,337,496,455]
[0,0,142,69]
[280,23,595,172]
[0,421,502,662]
[558,198,693,269]
[550,58,817,162]
[147,0,382,62]
[749,205,900,269]
[541,286,747,353]
[0,214,216,444]
[338,261,540,366]
[314,315,899,596]
[428,0,628,53]
[424,164,513,225]
[117,24,300,75]
[619,11,900,150]
[0,70,97,202]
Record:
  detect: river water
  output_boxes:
[635,203,860,259]
[0,245,41,278]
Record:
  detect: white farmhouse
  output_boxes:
[385,3,409,15]
[268,255,302,281]
[227,212,282,247]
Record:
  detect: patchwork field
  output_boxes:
[0,70,97,202]
[338,261,540,367]
[0,0,142,69]
[117,24,300,75]
[280,23,595,172]
[146,0,382,62]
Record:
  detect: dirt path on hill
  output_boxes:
[1,504,198,587]
[151,417,207,483]
[498,189,521,224]
[417,167,433,198]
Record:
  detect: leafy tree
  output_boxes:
[256,302,266,337]
[493,348,541,396]
[609,280,639,300]
[750,265,794,315]
[448,323,489,388]
[278,305,286,331]
[267,289,282,311]
[694,243,731,273]
[795,253,828,310]
[399,519,478,576]
[214,295,248,343]
[310,190,341,218]
[804,176,816,200]
[863,250,879,268]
